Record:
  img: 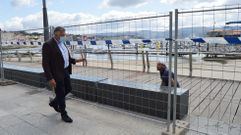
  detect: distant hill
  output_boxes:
[94,26,241,39]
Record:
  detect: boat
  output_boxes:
[207,21,241,37]
[193,21,241,59]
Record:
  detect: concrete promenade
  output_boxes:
[0,84,165,135]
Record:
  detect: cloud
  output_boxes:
[99,0,238,9]
[11,0,36,7]
[160,0,237,8]
[1,1,240,31]
[100,0,148,8]
[1,17,24,30]
[0,10,158,31]
[160,0,213,4]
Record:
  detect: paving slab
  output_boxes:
[0,84,166,135]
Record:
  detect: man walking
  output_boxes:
[42,26,85,123]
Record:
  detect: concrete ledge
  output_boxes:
[97,79,189,120]
[162,120,190,135]
[1,65,46,88]
[1,65,189,120]
[0,79,16,86]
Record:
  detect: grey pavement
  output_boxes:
[0,84,166,135]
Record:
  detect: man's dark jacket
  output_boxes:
[42,38,76,82]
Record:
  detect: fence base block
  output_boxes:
[162,120,189,135]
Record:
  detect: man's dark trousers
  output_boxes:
[50,68,72,115]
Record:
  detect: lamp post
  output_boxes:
[42,0,49,41]
[0,28,4,81]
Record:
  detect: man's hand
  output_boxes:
[49,79,56,89]
[75,58,86,63]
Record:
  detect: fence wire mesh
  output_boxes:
[0,13,175,133]
[176,4,241,135]
[62,13,175,132]
[1,4,241,135]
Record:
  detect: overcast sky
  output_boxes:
[0,0,239,30]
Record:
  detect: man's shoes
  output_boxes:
[61,114,73,123]
[49,101,61,113]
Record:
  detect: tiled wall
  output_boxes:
[2,68,46,88]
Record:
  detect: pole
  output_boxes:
[135,43,138,55]
[42,0,49,41]
[173,9,178,134]
[142,51,146,72]
[0,29,4,81]
[189,53,192,77]
[108,50,114,69]
[146,51,150,73]
[167,11,173,132]
[49,26,54,39]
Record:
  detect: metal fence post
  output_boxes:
[135,43,138,54]
[146,51,150,73]
[189,53,192,77]
[0,29,4,81]
[80,50,87,67]
[49,26,55,39]
[108,50,114,69]
[142,51,146,72]
[167,11,173,133]
[16,51,21,62]
[7,51,10,61]
[173,9,179,134]
[29,50,33,63]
